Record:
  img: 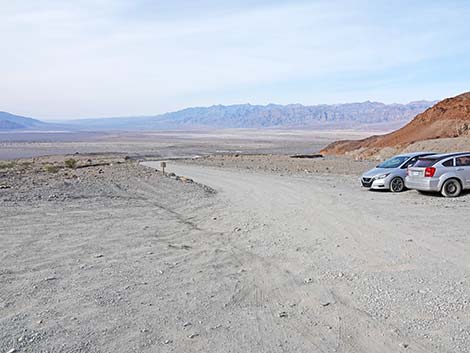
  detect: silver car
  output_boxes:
[361,152,436,192]
[406,152,470,197]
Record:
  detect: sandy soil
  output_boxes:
[1,154,469,353]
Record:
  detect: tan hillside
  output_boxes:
[321,92,470,156]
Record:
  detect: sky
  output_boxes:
[1,0,469,119]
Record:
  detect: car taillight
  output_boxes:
[424,167,436,177]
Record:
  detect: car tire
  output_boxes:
[441,178,462,198]
[390,177,405,193]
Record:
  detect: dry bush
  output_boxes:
[43,164,59,173]
[64,158,78,169]
[0,161,16,169]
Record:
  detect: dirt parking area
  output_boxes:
[1,154,469,353]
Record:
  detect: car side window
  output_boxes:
[442,159,454,167]
[402,157,417,168]
[456,156,470,167]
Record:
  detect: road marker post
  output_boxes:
[160,161,167,175]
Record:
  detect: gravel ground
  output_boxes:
[1,156,217,353]
[1,154,469,353]
[181,154,378,176]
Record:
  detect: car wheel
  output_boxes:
[390,177,405,193]
[441,178,462,198]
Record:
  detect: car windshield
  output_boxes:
[377,156,409,168]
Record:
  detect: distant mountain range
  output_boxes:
[0,111,53,130]
[0,101,436,131]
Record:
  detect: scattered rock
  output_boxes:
[163,339,172,344]
[188,333,199,339]
[6,349,17,353]
[183,322,192,327]
[320,301,331,307]
[290,154,323,159]
[179,176,194,183]
[95,254,104,258]
[168,244,192,250]
[304,278,313,284]
[45,276,57,281]
[278,311,288,318]
[399,342,409,349]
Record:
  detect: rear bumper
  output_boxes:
[405,177,440,192]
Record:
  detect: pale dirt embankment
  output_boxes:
[1,154,469,353]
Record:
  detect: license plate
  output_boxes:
[411,171,421,176]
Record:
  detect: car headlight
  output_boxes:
[375,173,390,180]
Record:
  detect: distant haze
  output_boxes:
[0,100,436,131]
[1,1,469,118]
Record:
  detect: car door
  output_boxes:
[455,155,470,188]
[400,157,418,178]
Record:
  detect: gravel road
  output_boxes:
[143,162,470,353]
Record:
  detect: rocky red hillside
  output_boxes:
[321,92,470,155]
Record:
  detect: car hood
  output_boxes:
[362,167,392,178]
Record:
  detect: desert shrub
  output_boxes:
[64,158,78,169]
[43,164,59,173]
[0,161,16,169]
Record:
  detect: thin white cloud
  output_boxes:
[0,0,469,117]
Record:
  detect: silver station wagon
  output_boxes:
[361,152,436,192]
[406,152,470,197]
